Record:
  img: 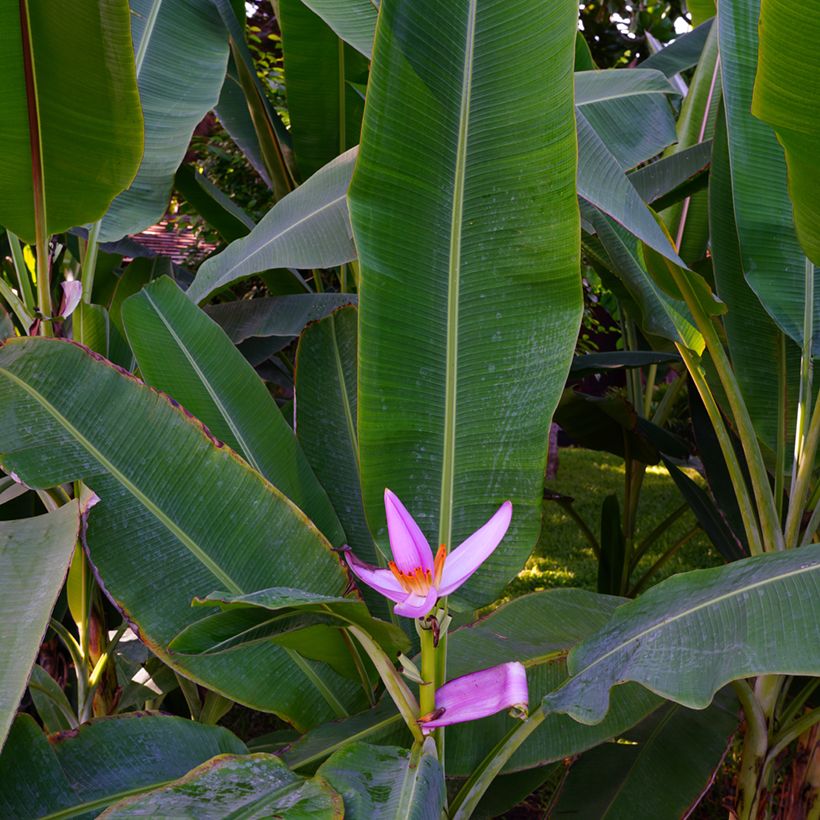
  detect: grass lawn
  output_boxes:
[503,447,724,600]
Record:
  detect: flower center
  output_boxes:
[389,544,447,595]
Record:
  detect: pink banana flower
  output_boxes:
[344,489,512,618]
[418,662,529,732]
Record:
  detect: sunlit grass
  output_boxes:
[503,448,722,600]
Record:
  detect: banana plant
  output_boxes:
[1,0,820,817]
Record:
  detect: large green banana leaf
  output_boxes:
[295,308,380,566]
[753,0,820,265]
[710,111,800,456]
[300,0,378,58]
[188,148,358,304]
[0,713,246,818]
[660,22,720,266]
[104,754,342,817]
[121,276,343,543]
[544,545,820,724]
[553,691,738,819]
[351,0,582,608]
[575,69,679,170]
[318,741,445,820]
[0,337,361,728]
[0,501,83,750]
[0,0,143,243]
[279,0,367,180]
[719,0,820,353]
[98,0,230,242]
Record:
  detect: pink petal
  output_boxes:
[344,550,407,603]
[438,501,512,596]
[393,586,438,619]
[419,662,529,731]
[384,489,434,574]
[59,280,83,319]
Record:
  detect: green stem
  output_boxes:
[628,524,700,596]
[643,363,657,418]
[784,388,820,549]
[6,229,35,310]
[418,623,439,754]
[775,333,788,524]
[450,707,546,820]
[630,502,689,569]
[35,232,52,335]
[0,276,34,329]
[790,256,815,499]
[556,499,600,558]
[732,679,769,820]
[651,368,687,427]
[779,678,820,730]
[81,221,101,304]
[666,261,782,552]
[175,672,202,720]
[677,344,763,555]
[767,707,820,767]
[348,625,424,744]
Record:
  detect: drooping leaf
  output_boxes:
[0,501,83,749]
[0,337,360,728]
[27,665,76,735]
[295,308,380,574]
[584,207,702,352]
[121,276,344,543]
[174,165,255,242]
[576,112,685,267]
[0,0,142,243]
[544,545,820,724]
[576,69,679,170]
[214,56,273,188]
[170,586,409,660]
[353,0,583,608]
[279,0,367,179]
[553,690,738,819]
[0,713,246,818]
[661,456,745,563]
[569,351,679,374]
[660,22,720,266]
[719,0,820,352]
[207,293,356,343]
[641,19,714,77]
[318,741,446,820]
[189,148,357,304]
[752,0,820,264]
[627,141,712,208]
[299,0,378,58]
[709,111,800,461]
[99,0,230,242]
[281,698,409,771]
[211,0,295,200]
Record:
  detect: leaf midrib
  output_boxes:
[0,365,243,594]
[141,289,262,474]
[438,0,477,551]
[570,554,820,681]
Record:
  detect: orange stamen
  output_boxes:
[433,544,447,586]
[388,560,433,595]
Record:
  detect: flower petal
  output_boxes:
[437,501,512,596]
[59,280,83,319]
[419,662,529,731]
[393,586,438,619]
[344,550,407,603]
[384,488,434,573]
